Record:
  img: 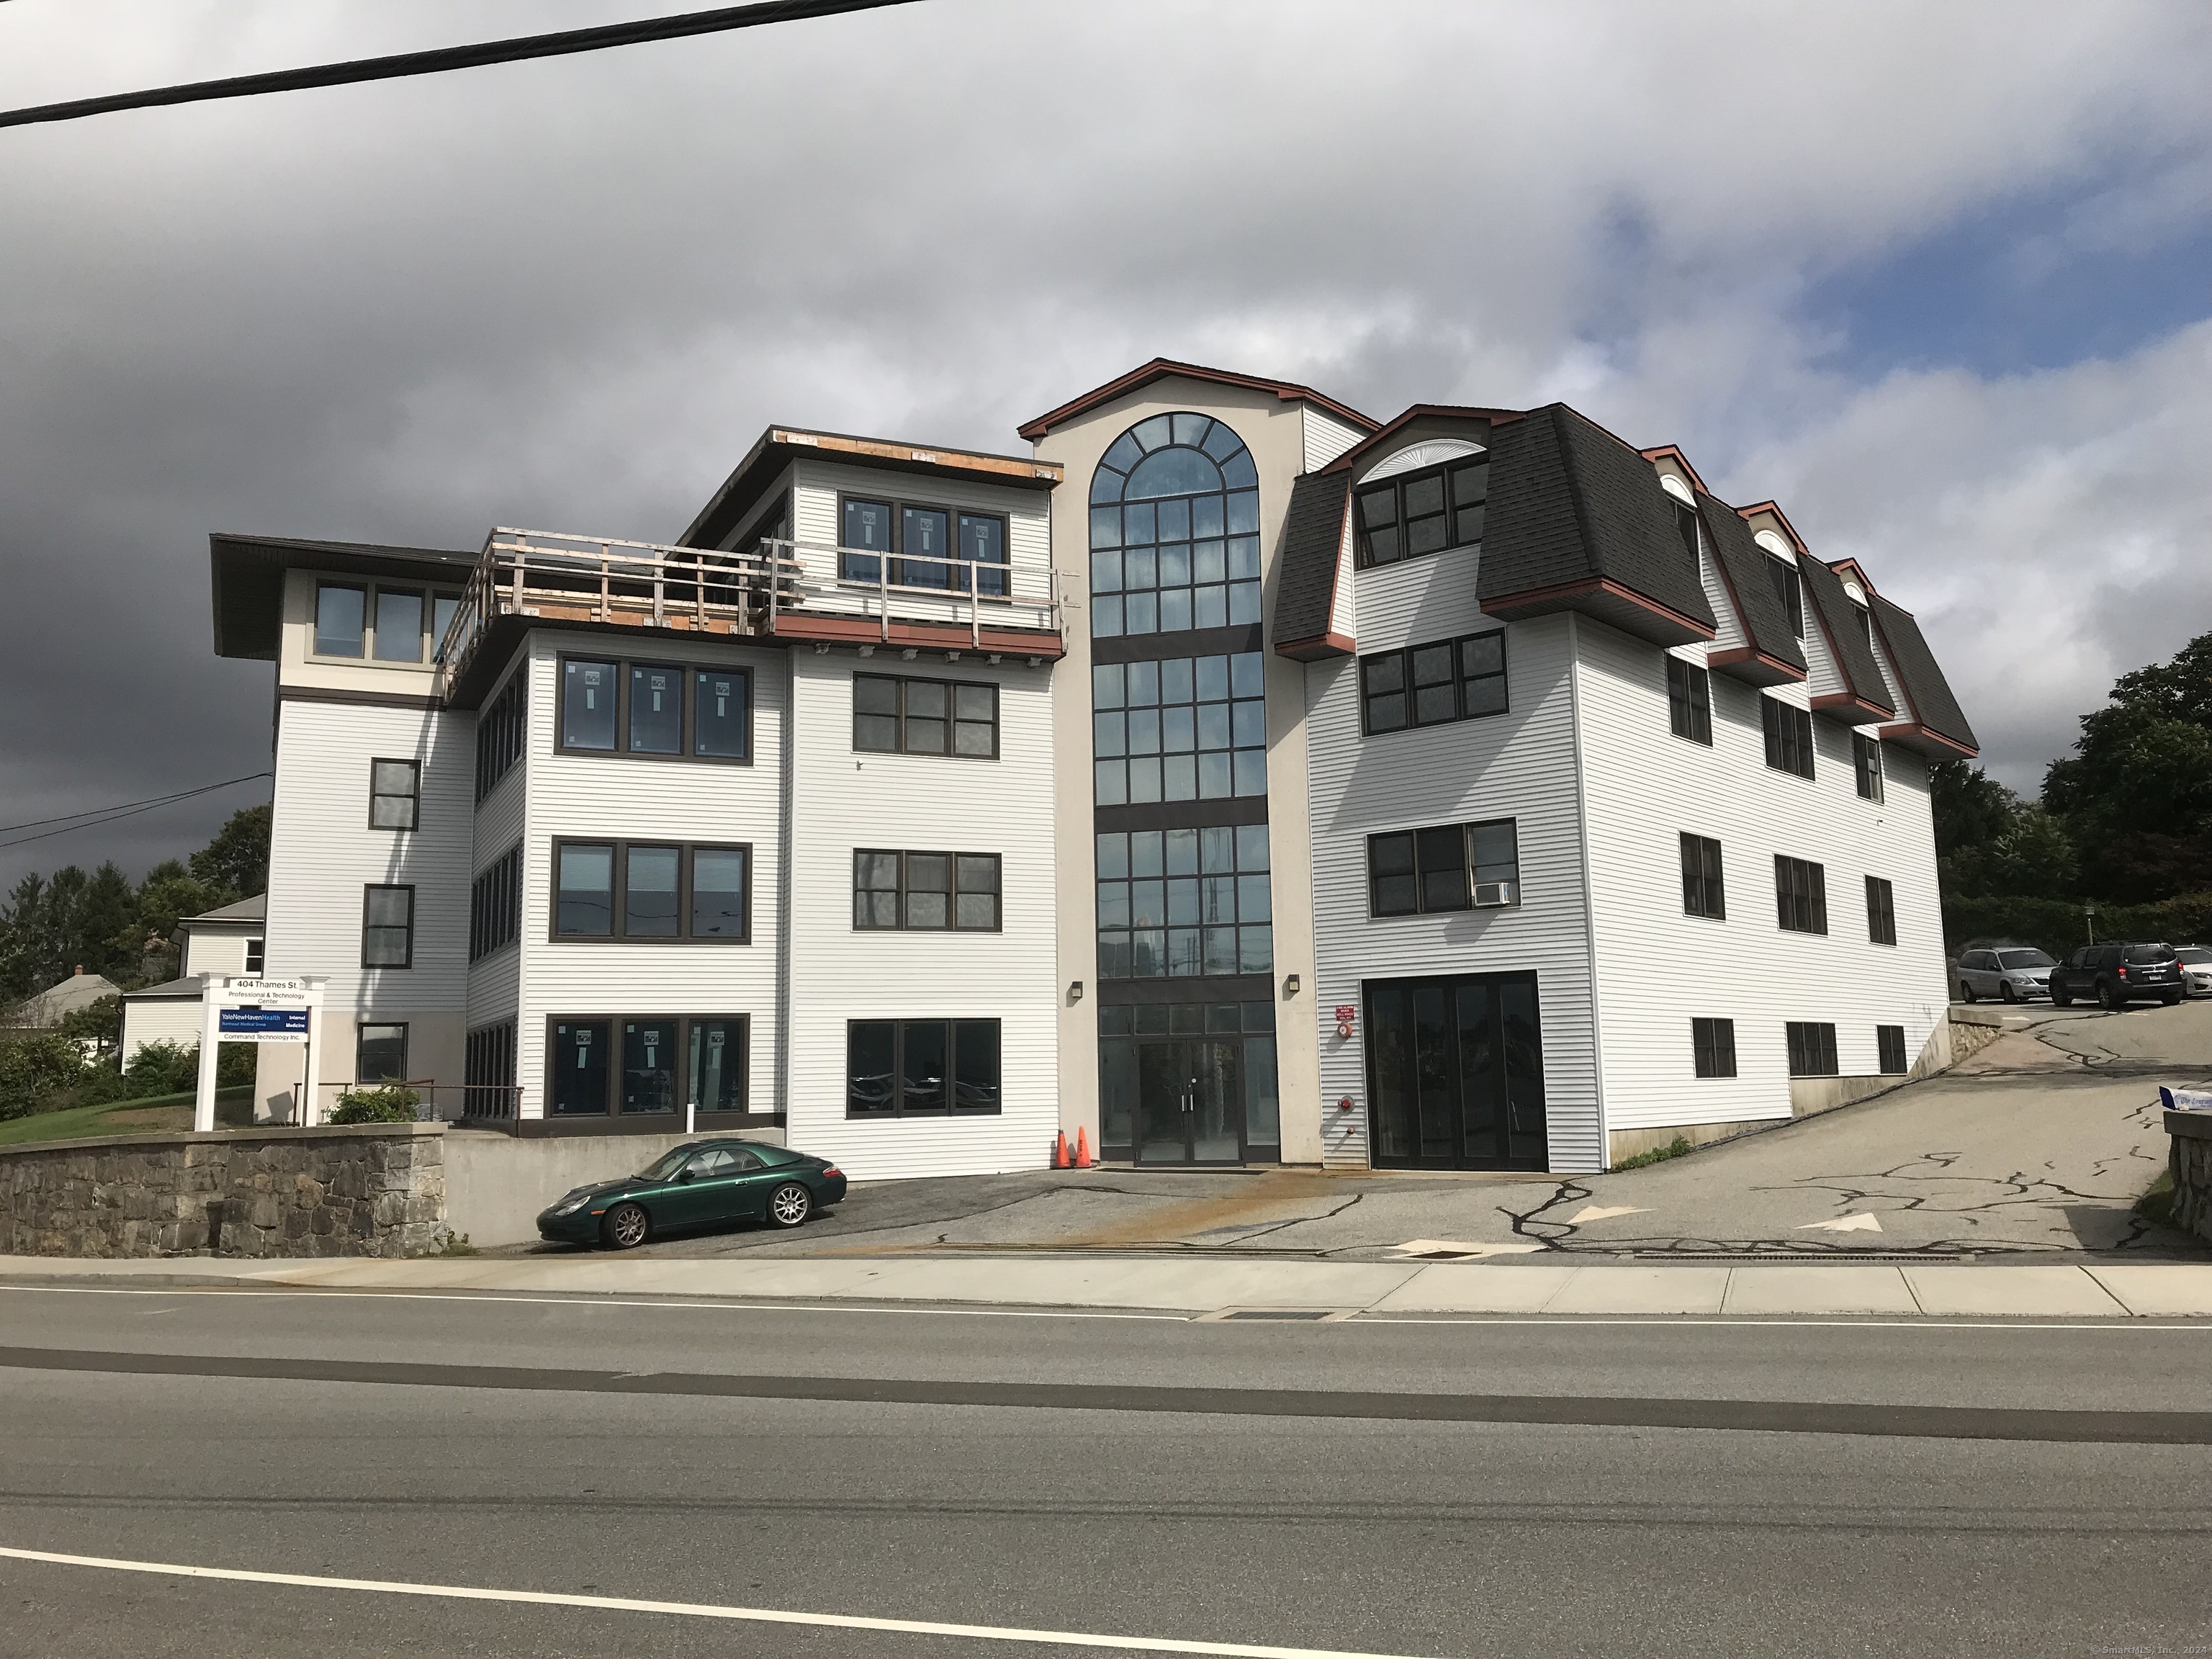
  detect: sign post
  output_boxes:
[194,976,325,1133]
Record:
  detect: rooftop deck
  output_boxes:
[436,526,1065,701]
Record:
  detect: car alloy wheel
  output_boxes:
[603,1202,649,1251]
[766,1182,812,1229]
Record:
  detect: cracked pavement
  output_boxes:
[512,1001,2212,1263]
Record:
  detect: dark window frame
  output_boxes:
[541,1012,755,1120]
[1680,833,1726,920]
[1761,695,1816,780]
[368,757,421,832]
[853,671,1001,760]
[1692,1016,1737,1079]
[553,653,755,766]
[355,1021,409,1085]
[1767,556,1804,639]
[1854,732,1885,802]
[1774,855,1828,935]
[361,884,415,969]
[469,842,523,962]
[1368,819,1521,918]
[549,837,753,944]
[475,668,527,803]
[1866,874,1898,947]
[835,490,1011,595]
[464,1018,518,1120]
[1786,1020,1839,1078]
[1359,630,1509,736]
[843,1017,1004,1118]
[1668,656,1713,745]
[1352,456,1490,571]
[244,938,265,975]
[1876,1024,1909,1075]
[853,849,1004,932]
[1094,822,1273,982]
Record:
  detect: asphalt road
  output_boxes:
[4,1283,2212,1658]
[531,999,2211,1264]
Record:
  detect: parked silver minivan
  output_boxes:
[1957,945,2056,1003]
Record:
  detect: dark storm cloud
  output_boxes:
[4,0,2211,880]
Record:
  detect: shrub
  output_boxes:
[1613,1134,1694,1172]
[329,1084,421,1124]
[0,1032,90,1120]
[121,1040,200,1099]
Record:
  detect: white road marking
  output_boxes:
[1798,1214,1884,1233]
[1392,1239,1545,1258]
[0,1543,1446,1659]
[1565,1206,1648,1223]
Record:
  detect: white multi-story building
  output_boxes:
[207,361,1977,1177]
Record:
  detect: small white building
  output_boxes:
[117,894,266,1063]
[197,361,1977,1177]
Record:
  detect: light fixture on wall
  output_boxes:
[1282,974,1300,997]
[1069,981,1084,1003]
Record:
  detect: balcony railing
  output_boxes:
[437,526,1062,696]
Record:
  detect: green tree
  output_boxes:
[2044,700,2212,902]
[188,804,271,899]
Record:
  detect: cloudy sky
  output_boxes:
[4,0,2209,886]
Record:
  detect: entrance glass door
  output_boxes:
[1365,973,1547,1170]
[1134,1038,1244,1164]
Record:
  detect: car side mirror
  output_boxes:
[677,1168,696,1183]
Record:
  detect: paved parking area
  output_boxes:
[510,1001,2212,1263]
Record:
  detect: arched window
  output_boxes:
[1089,413,1261,638]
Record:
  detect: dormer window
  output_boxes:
[1767,557,1803,638]
[1354,455,1487,570]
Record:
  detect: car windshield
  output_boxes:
[1997,950,2055,968]
[2124,943,2172,963]
[2177,948,2212,964]
[635,1146,701,1182]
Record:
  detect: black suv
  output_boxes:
[2048,941,2185,1010]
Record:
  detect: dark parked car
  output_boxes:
[2047,941,2185,1010]
[1956,945,2055,1003]
[536,1138,847,1250]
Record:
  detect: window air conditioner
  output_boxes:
[1473,881,1516,908]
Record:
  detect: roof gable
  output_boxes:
[1017,358,1377,442]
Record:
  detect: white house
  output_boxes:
[201,360,1977,1177]
[117,894,266,1063]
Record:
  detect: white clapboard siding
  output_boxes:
[1572,618,1951,1138]
[266,698,474,1026]
[1348,547,1490,657]
[1303,409,1369,472]
[1696,525,1748,653]
[1303,611,1602,1173]
[789,460,1053,572]
[783,649,1060,1180]
[510,633,788,1120]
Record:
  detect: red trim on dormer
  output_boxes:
[1640,445,1713,498]
[1735,500,1813,556]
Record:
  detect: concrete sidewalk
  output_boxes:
[9,1251,2212,1318]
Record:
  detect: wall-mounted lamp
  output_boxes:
[1069,980,1084,1003]
[1282,973,1300,998]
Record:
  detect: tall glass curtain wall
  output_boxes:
[1089,413,1277,1164]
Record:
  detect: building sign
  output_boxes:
[220,1007,310,1038]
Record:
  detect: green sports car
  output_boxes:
[535,1138,848,1250]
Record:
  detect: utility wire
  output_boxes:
[0,0,919,129]
[0,772,271,852]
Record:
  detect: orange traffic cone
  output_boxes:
[1074,1127,1093,1168]
[1053,1130,1071,1169]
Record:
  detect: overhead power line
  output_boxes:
[0,772,272,852]
[0,0,919,129]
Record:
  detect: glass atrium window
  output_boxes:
[1089,413,1261,639]
[1095,823,1271,980]
[1092,651,1267,805]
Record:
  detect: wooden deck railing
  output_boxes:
[436,527,1061,696]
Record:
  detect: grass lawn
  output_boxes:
[0,1086,252,1148]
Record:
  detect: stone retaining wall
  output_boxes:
[0,1123,447,1259]
[2169,1110,2212,1246]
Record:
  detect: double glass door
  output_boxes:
[1365,973,1547,1170]
[1136,1038,1243,1164]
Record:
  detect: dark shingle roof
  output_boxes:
[1271,472,1352,652]
[1799,557,1893,715]
[1696,493,1807,675]
[1869,594,1979,754]
[1478,404,1714,634]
